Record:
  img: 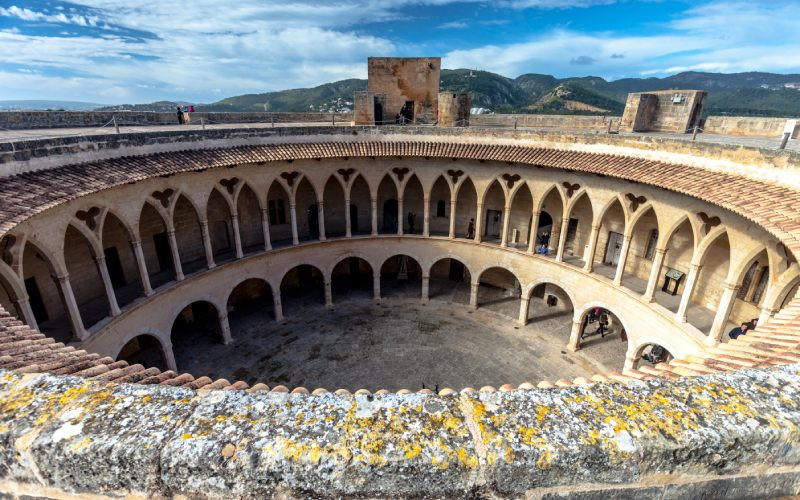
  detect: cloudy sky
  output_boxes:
[0,0,799,104]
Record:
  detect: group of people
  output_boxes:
[584,307,611,338]
[536,231,551,255]
[728,318,758,340]
[176,105,195,125]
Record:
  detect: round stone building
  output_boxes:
[0,121,799,498]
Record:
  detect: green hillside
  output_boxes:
[99,70,800,117]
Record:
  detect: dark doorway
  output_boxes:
[383,199,398,232]
[485,209,501,237]
[104,247,126,289]
[449,259,466,282]
[24,277,48,323]
[564,218,579,254]
[403,100,415,122]
[153,232,174,274]
[374,102,383,125]
[350,204,359,233]
[308,204,319,239]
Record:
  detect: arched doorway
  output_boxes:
[574,305,628,369]
[21,240,70,342]
[236,184,265,255]
[323,176,347,238]
[428,258,471,304]
[101,212,144,308]
[562,192,593,267]
[633,343,673,370]
[402,175,424,235]
[481,180,505,243]
[428,175,451,237]
[227,278,274,326]
[171,301,225,371]
[207,188,235,264]
[280,264,325,315]
[64,224,111,329]
[506,184,533,249]
[454,178,477,239]
[266,180,292,247]
[295,178,319,242]
[331,257,373,301]
[523,282,574,328]
[173,195,205,275]
[377,175,398,235]
[349,175,371,236]
[379,254,422,299]
[117,334,170,371]
[476,267,521,318]
[139,201,175,288]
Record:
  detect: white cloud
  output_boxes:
[438,21,468,29]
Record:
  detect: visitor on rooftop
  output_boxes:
[176,106,184,124]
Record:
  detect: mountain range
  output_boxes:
[6,70,800,117]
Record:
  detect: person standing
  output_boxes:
[407,212,416,234]
[467,218,475,239]
[176,106,184,124]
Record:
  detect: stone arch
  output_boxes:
[402,174,424,235]
[63,223,111,329]
[562,191,593,264]
[330,256,374,301]
[691,230,731,335]
[428,175,451,236]
[266,179,292,246]
[0,261,24,322]
[280,264,325,315]
[19,238,69,340]
[323,175,347,238]
[654,216,695,315]
[480,179,506,242]
[138,200,175,288]
[428,257,472,304]
[236,183,265,254]
[116,331,173,371]
[349,174,371,236]
[100,211,144,308]
[629,341,674,371]
[227,278,275,323]
[572,302,630,366]
[475,266,521,318]
[207,188,235,263]
[377,174,399,234]
[295,177,320,241]
[728,247,771,327]
[523,280,577,323]
[379,254,422,299]
[454,177,477,239]
[172,193,206,275]
[534,185,564,255]
[590,196,627,274]
[506,182,533,249]
[619,205,660,291]
[170,300,228,371]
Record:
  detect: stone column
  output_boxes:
[469,282,479,310]
[527,211,540,254]
[397,197,404,235]
[317,202,326,241]
[231,213,244,258]
[289,203,299,245]
[54,273,87,340]
[421,275,430,304]
[130,239,153,296]
[675,263,701,323]
[449,198,457,239]
[423,195,430,237]
[218,311,233,345]
[162,342,178,371]
[555,218,569,262]
[166,229,184,281]
[344,197,352,238]
[567,319,582,351]
[643,248,666,302]
[474,202,484,242]
[260,208,272,251]
[707,281,740,345]
[95,255,121,317]
[199,219,216,269]
[622,346,638,373]
[500,204,511,247]
[13,296,38,331]
[373,274,381,304]
[272,289,284,322]
[613,234,632,285]
[583,224,601,272]
[371,197,378,236]
[324,280,333,308]
[517,295,530,326]
[758,305,777,327]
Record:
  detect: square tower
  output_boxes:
[366,57,441,124]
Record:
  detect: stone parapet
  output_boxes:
[0,111,353,130]
[0,365,799,497]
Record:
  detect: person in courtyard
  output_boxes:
[407,212,416,233]
[596,311,609,336]
[728,321,749,340]
[467,218,475,239]
[176,106,184,124]
[643,345,667,364]
[538,244,548,255]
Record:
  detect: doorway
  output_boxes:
[604,231,624,266]
[104,247,126,289]
[308,204,319,239]
[485,209,502,238]
[403,100,414,123]
[153,232,174,274]
[350,204,359,233]
[383,199,398,232]
[24,277,48,323]
[448,259,466,282]
[374,102,383,125]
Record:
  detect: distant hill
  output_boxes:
[0,100,104,111]
[95,70,800,117]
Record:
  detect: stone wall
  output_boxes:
[367,57,440,124]
[471,114,615,130]
[1,365,800,497]
[620,90,706,133]
[438,92,471,127]
[0,111,353,130]
[704,116,800,138]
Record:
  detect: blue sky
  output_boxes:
[1,0,799,104]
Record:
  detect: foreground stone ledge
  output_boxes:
[0,367,798,498]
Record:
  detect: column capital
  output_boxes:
[591,224,601,232]
[724,281,741,291]
[166,228,176,236]
[54,272,70,282]
[130,238,143,247]
[231,212,239,220]
[199,218,209,227]
[94,254,107,264]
